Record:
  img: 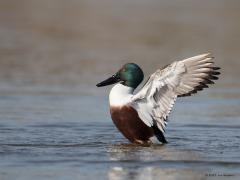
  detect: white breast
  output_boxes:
[109,83,134,106]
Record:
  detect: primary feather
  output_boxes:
[131,53,220,133]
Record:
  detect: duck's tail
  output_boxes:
[152,124,168,144]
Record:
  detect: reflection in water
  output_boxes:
[107,144,206,180]
[108,167,205,180]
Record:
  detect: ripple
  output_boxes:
[184,124,240,129]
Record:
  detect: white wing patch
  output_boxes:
[131,53,220,133]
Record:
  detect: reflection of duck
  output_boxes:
[108,166,206,180]
[107,144,205,180]
[97,54,220,144]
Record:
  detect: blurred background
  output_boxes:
[0,0,240,94]
[0,0,240,180]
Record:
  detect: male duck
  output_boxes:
[97,53,220,144]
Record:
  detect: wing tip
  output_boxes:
[178,65,221,97]
[178,52,221,97]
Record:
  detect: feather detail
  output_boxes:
[131,53,220,134]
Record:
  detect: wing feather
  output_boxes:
[131,53,220,133]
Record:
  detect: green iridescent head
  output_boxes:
[96,63,144,89]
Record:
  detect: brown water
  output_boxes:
[0,0,240,179]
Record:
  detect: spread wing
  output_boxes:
[131,53,220,132]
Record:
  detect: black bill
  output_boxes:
[96,74,120,87]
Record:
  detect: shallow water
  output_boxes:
[0,89,239,180]
[1,0,240,179]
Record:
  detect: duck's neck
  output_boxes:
[109,83,134,107]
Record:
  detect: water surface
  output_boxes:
[0,90,239,180]
[0,0,240,179]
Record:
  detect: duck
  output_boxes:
[96,53,220,144]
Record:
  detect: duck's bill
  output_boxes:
[96,75,120,87]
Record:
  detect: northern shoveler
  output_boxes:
[96,53,220,144]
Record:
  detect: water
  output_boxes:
[0,91,239,180]
[0,0,240,179]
